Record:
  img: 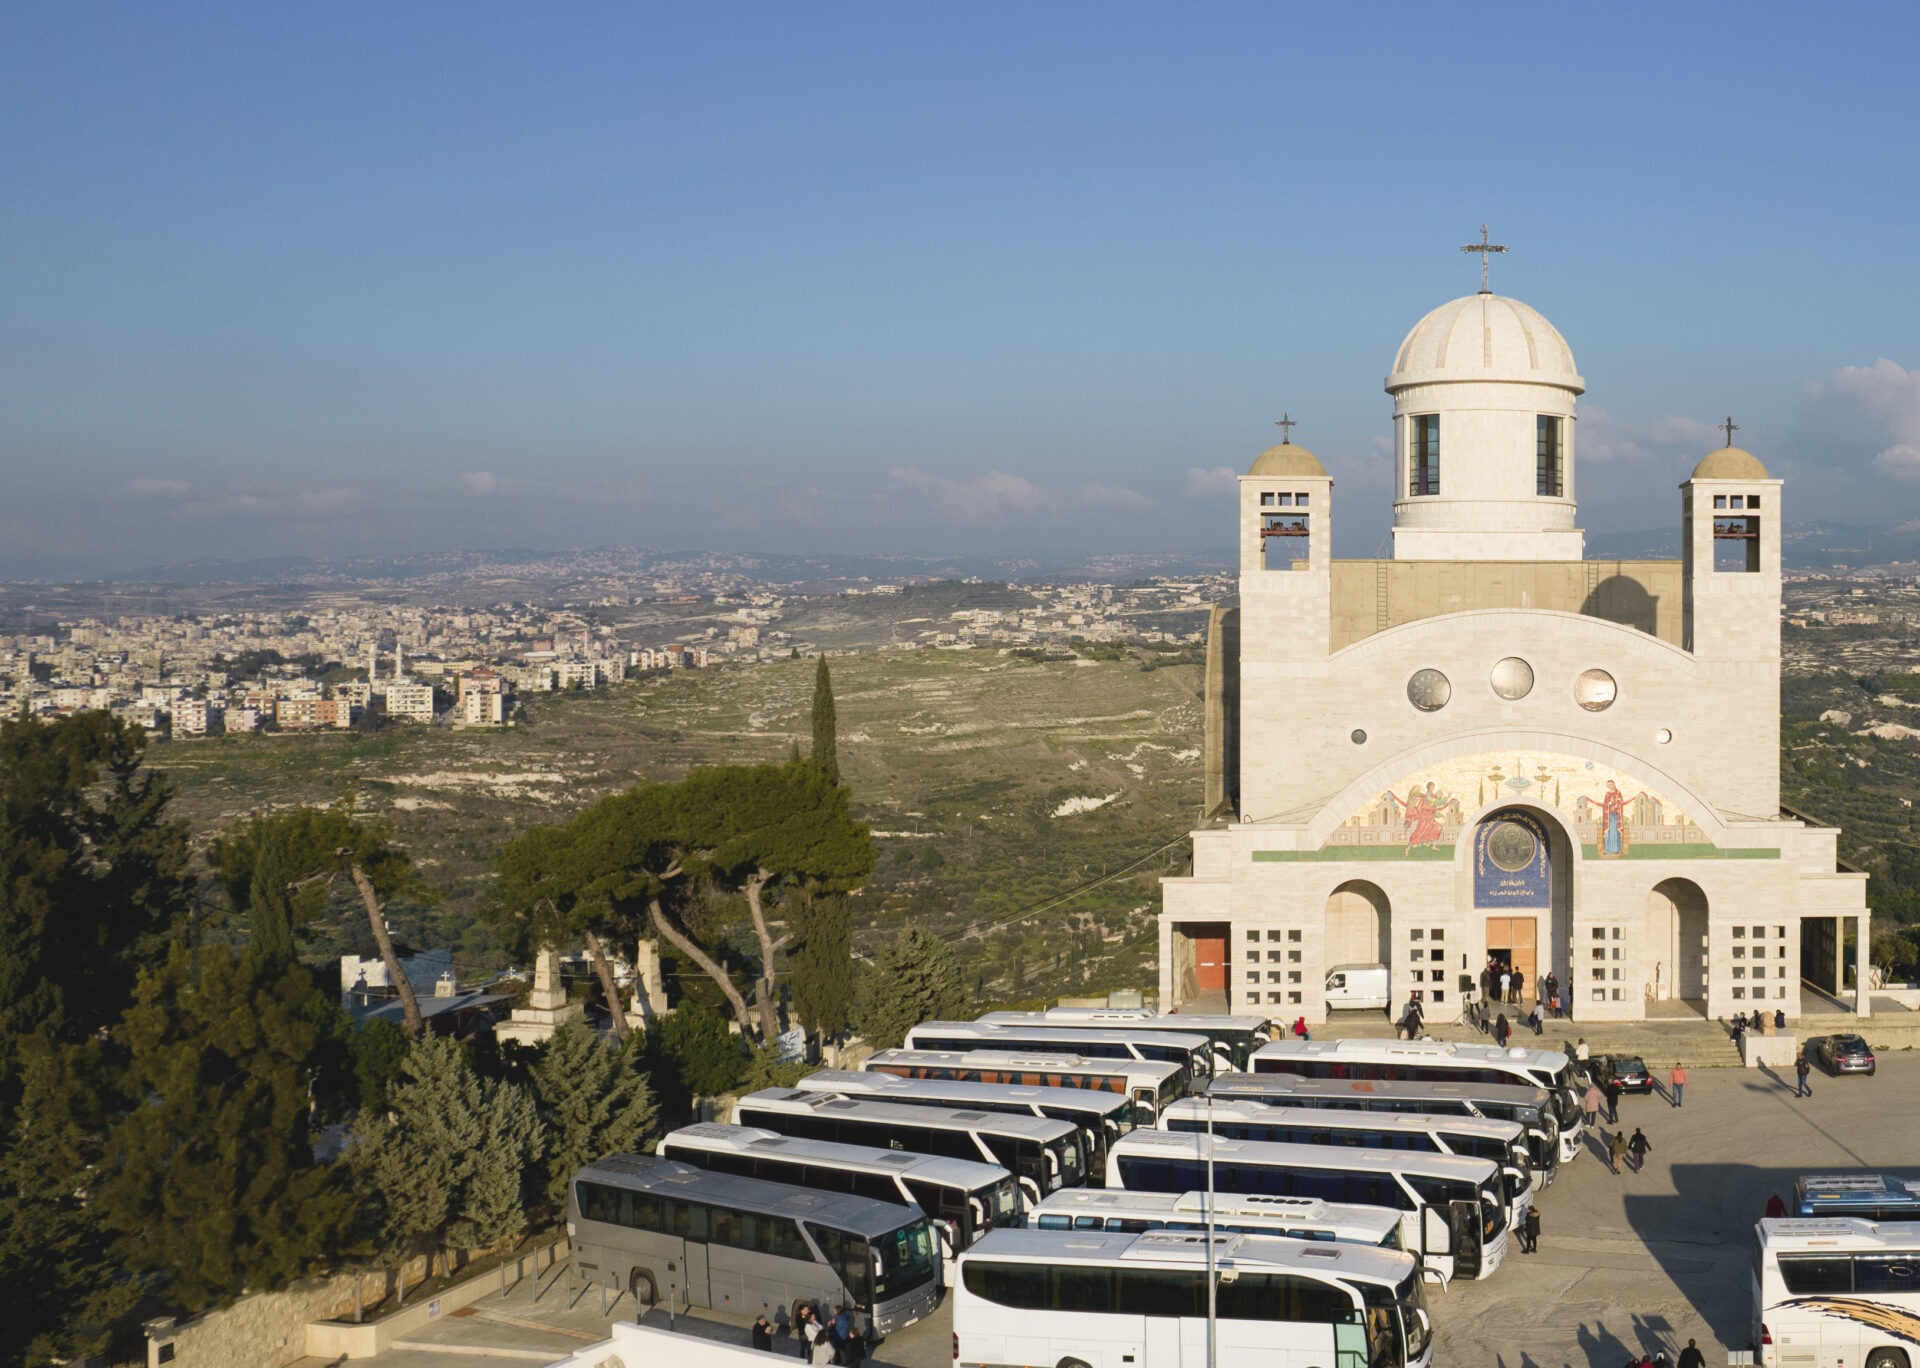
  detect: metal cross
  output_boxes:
[1461,224,1508,294]
[1721,416,1739,447]
[1274,413,1297,444]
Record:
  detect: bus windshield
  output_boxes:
[981,1178,1020,1228]
[870,1219,939,1302]
[1054,1132,1086,1187]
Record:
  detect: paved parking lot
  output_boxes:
[311,1053,1918,1368]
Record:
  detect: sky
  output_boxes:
[3,4,1918,577]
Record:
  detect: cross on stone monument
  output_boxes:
[1461,224,1508,294]
[1721,416,1739,447]
[1274,413,1297,444]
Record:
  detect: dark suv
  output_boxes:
[1812,1034,1876,1076]
[1592,1055,1654,1094]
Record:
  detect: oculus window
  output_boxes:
[1573,668,1617,712]
[1406,668,1451,712]
[1490,657,1534,701]
[1535,416,1564,497]
[1409,415,1440,496]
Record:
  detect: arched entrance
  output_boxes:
[1645,878,1708,1010]
[1325,879,1390,974]
[1472,808,1557,1008]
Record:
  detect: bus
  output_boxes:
[733,1088,1086,1205]
[795,1068,1133,1174]
[1028,1188,1407,1252]
[1754,1217,1920,1368]
[954,1227,1433,1368]
[655,1124,1020,1277]
[1250,1039,1583,1158]
[567,1154,941,1338]
[862,1047,1188,1126]
[1204,1072,1567,1176]
[1160,1098,1534,1227]
[1106,1129,1507,1283]
[903,1020,1211,1081]
[984,1008,1277,1072]
[1793,1175,1920,1221]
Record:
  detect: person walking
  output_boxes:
[1522,1205,1541,1254]
[1583,1080,1603,1130]
[1668,1062,1688,1108]
[1575,1037,1590,1062]
[1604,1074,1623,1125]
[1606,1129,1629,1175]
[1495,1013,1510,1048]
[1528,1002,1543,1035]
[752,1314,774,1351]
[1511,968,1525,1006]
[1678,1341,1707,1368]
[1765,1192,1788,1220]
[1627,1127,1652,1173]
[831,1304,852,1365]
[1795,1051,1812,1098]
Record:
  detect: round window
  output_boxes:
[1407,669,1452,712]
[1351,728,1368,745]
[1490,657,1534,701]
[1574,668,1618,712]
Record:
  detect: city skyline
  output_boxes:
[4,4,1919,578]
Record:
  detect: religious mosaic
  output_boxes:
[1326,749,1704,859]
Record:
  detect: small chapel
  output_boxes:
[1157,249,1871,1025]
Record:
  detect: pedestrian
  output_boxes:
[1575,1037,1590,1062]
[1522,1205,1541,1254]
[1731,1014,1746,1046]
[1678,1341,1707,1368]
[1604,1074,1623,1124]
[831,1303,852,1365]
[1499,968,1512,1004]
[1607,1129,1628,1175]
[1528,1003,1543,1036]
[1628,1127,1652,1173]
[1766,1192,1788,1219]
[1511,968,1525,1005]
[805,1310,833,1366]
[844,1316,867,1368]
[1669,1062,1688,1108]
[1495,1013,1510,1048]
[1293,1015,1310,1040]
[1583,1081,1602,1130]
[1775,1007,1787,1031]
[1545,972,1558,1011]
[752,1313,774,1352]
[1795,1051,1812,1098]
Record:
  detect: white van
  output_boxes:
[1325,963,1390,1009]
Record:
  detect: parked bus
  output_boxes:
[1250,1039,1583,1158]
[567,1154,941,1338]
[984,1008,1277,1072]
[1106,1129,1507,1283]
[733,1088,1085,1205]
[1160,1097,1534,1227]
[656,1124,1020,1277]
[1754,1217,1920,1368]
[1204,1072,1567,1175]
[903,1020,1210,1081]
[1793,1175,1920,1221]
[1028,1187,1407,1252]
[795,1068,1133,1173]
[954,1227,1433,1368]
[862,1047,1188,1126]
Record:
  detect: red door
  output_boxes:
[1194,934,1228,991]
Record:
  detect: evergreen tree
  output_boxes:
[527,1018,658,1212]
[97,944,356,1310]
[810,655,839,785]
[854,927,965,1050]
[787,889,853,1042]
[639,1009,742,1119]
[447,1080,539,1253]
[244,821,299,969]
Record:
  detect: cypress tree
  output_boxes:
[854,927,965,1050]
[788,889,853,1043]
[810,655,839,785]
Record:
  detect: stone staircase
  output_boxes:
[1315,1009,1747,1069]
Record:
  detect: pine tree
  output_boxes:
[787,889,853,1042]
[244,821,299,969]
[527,1018,658,1212]
[854,927,965,1050]
[447,1080,540,1253]
[810,655,839,785]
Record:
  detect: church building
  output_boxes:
[1158,266,1870,1025]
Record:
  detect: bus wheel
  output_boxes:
[1058,1359,1093,1368]
[1866,1351,1909,1368]
[631,1269,657,1310]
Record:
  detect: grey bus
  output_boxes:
[567,1154,941,1337]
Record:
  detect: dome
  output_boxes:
[1690,446,1770,480]
[1249,442,1327,478]
[1387,293,1584,394]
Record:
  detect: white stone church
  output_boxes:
[1158,275,1870,1025]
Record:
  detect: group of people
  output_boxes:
[1476,960,1566,1020]
[1730,1007,1788,1042]
[1603,1125,1654,1175]
[752,1302,866,1364]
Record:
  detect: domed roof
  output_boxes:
[1387,293,1584,394]
[1690,446,1770,480]
[1249,442,1327,478]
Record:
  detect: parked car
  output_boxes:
[1811,1034,1876,1076]
[1592,1055,1654,1093]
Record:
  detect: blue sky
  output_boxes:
[3,4,1918,576]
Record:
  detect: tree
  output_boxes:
[96,944,356,1310]
[854,927,965,1050]
[810,655,839,785]
[526,1018,658,1211]
[640,1008,742,1118]
[786,888,853,1043]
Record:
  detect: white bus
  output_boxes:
[1029,1188,1407,1252]
[796,1068,1134,1173]
[903,1020,1211,1081]
[1161,1097,1535,1227]
[1107,1129,1507,1283]
[862,1047,1188,1126]
[955,1227,1433,1368]
[1794,1175,1920,1221]
[985,1009,1277,1072]
[1250,1039,1584,1159]
[1754,1217,1920,1368]
[655,1124,1020,1277]
[1204,1071,1568,1175]
[733,1088,1086,1205]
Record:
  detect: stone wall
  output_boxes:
[146,1268,372,1368]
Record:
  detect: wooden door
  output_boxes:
[1485,917,1538,998]
[1194,933,1228,991]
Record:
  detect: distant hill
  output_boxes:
[1588,521,1920,570]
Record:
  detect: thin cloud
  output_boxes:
[1185,466,1239,498]
[887,467,1151,525]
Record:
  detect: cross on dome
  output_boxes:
[1721,416,1739,447]
[1460,224,1508,294]
[1274,413,1297,444]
